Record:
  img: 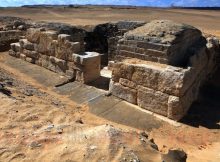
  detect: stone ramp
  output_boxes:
[88,95,163,131]
[1,53,69,87]
[55,82,106,104]
[0,53,164,130]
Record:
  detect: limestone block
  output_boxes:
[111,83,137,104]
[69,53,79,63]
[19,39,34,51]
[145,49,166,57]
[48,40,57,56]
[118,44,135,52]
[81,52,100,66]
[120,64,186,97]
[10,43,21,52]
[70,42,81,53]
[119,40,137,46]
[23,49,39,59]
[56,34,81,60]
[47,60,56,72]
[39,55,50,68]
[137,41,169,51]
[37,31,58,55]
[58,34,71,43]
[73,52,101,83]
[167,96,184,121]
[137,86,169,116]
[25,57,35,64]
[49,56,67,73]
[20,53,26,61]
[61,41,81,60]
[26,28,42,43]
[157,67,185,96]
[111,63,135,82]
[119,78,137,89]
[9,49,20,58]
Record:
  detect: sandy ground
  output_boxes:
[0,7,220,37]
[0,52,219,162]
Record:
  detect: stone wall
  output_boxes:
[0,30,24,51]
[9,28,101,83]
[110,41,219,120]
[116,20,206,67]
[110,20,220,120]
[84,21,146,65]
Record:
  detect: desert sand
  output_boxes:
[0,6,220,37]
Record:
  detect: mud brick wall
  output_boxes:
[9,28,101,84]
[110,39,220,120]
[0,30,24,52]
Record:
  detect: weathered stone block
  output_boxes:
[19,39,34,51]
[23,49,39,59]
[58,34,71,43]
[72,52,101,83]
[118,45,135,52]
[137,86,169,116]
[10,43,21,52]
[37,31,58,55]
[112,63,135,82]
[49,56,67,73]
[20,53,26,61]
[145,49,166,57]
[55,34,82,60]
[111,83,137,104]
[167,96,184,121]
[25,57,35,64]
[26,28,42,44]
[9,49,20,57]
[119,78,137,89]
[39,55,50,68]
[137,41,169,51]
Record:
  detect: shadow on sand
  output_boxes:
[181,68,220,129]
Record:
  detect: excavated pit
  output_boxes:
[5,19,220,121]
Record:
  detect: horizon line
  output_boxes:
[1,4,220,8]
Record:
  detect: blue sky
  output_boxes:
[0,0,220,7]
